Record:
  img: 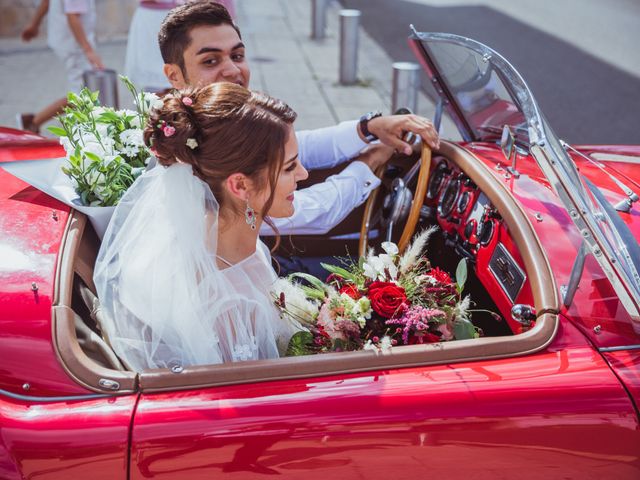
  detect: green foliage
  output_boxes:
[453,317,477,340]
[321,263,359,283]
[456,258,468,293]
[286,331,316,356]
[50,77,155,206]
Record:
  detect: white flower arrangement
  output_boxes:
[48,76,156,206]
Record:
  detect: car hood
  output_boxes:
[409,30,640,328]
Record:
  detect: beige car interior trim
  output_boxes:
[54,141,560,394]
[52,212,138,394]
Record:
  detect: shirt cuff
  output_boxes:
[335,120,368,159]
[341,161,381,202]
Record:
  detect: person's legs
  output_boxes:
[29,98,68,130]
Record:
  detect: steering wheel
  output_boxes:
[359,143,432,256]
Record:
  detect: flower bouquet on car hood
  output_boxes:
[0,77,157,238]
[273,227,482,356]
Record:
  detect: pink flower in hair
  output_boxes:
[163,125,176,137]
[182,96,193,106]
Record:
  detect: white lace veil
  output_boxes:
[94,163,297,372]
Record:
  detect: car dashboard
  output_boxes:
[423,156,531,332]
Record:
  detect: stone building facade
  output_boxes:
[0,0,137,38]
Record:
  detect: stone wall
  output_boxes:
[0,0,137,38]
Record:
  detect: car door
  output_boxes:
[130,323,639,479]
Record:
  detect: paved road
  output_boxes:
[341,0,640,145]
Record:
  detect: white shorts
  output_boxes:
[62,50,91,93]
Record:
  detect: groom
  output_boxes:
[158,2,440,236]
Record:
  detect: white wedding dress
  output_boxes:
[93,163,298,372]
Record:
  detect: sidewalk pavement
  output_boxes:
[0,0,436,135]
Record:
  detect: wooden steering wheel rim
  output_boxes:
[359,144,432,256]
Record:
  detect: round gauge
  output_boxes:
[464,220,476,239]
[427,162,449,200]
[438,178,461,218]
[457,191,471,213]
[478,219,495,246]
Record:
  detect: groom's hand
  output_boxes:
[366,114,440,155]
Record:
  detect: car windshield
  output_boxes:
[422,40,528,144]
[413,32,640,323]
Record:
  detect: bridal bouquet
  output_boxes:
[273,228,484,356]
[48,76,159,206]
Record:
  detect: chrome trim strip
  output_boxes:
[598,345,640,353]
[0,388,112,403]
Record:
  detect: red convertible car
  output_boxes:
[1,32,639,479]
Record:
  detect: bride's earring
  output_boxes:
[245,199,257,230]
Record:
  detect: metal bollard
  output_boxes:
[82,69,119,109]
[339,9,361,85]
[311,0,329,40]
[391,62,421,114]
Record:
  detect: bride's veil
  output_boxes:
[94,163,290,371]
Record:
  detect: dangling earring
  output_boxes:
[245,199,257,230]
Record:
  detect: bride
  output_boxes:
[94,82,309,371]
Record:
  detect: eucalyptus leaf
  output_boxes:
[453,317,476,340]
[456,258,467,292]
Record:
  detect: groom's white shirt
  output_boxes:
[261,120,381,235]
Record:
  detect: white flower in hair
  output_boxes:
[186,138,198,150]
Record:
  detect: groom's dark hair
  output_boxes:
[159,2,241,74]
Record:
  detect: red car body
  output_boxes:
[1,34,639,479]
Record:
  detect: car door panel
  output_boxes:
[0,394,136,480]
[131,331,639,479]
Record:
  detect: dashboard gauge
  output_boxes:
[464,219,476,239]
[478,219,495,246]
[457,190,471,213]
[438,177,461,218]
[427,161,449,200]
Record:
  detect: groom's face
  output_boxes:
[165,24,250,89]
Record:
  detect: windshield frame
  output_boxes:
[410,30,640,324]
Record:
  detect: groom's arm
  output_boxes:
[295,113,439,171]
[295,120,367,171]
[260,161,380,236]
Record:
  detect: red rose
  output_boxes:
[427,267,452,285]
[367,281,408,318]
[408,332,441,344]
[339,284,361,299]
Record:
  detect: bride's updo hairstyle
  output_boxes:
[143,82,296,227]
